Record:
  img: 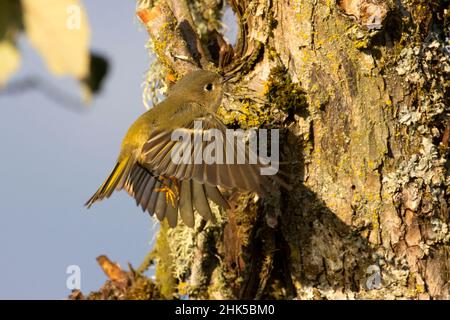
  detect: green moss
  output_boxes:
[241,41,264,74]
[265,66,308,114]
[125,275,161,300]
[267,8,278,39]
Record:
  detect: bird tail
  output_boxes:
[85,155,134,208]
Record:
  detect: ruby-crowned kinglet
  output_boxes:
[85,70,285,227]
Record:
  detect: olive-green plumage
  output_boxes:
[85,70,282,228]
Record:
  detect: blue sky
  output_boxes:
[0,0,237,299]
[0,0,155,299]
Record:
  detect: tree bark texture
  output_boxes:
[129,0,449,300]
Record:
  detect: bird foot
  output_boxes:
[154,176,180,208]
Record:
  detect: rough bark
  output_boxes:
[77,0,449,300]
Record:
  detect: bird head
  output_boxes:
[168,70,226,112]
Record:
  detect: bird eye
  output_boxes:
[204,83,214,92]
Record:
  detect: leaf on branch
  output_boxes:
[0,40,20,87]
[21,0,91,79]
[0,0,22,87]
[0,0,23,40]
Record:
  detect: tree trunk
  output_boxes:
[126,0,449,300]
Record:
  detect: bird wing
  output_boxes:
[139,113,277,194]
[123,112,283,228]
[122,162,229,228]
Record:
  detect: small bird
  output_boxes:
[85,70,283,227]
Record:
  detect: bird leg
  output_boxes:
[154,176,180,208]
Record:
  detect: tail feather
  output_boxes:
[85,156,133,208]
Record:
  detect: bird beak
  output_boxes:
[221,75,233,84]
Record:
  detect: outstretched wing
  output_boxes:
[123,112,282,228]
[140,113,277,194]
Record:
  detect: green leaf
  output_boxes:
[0,0,23,41]
[0,0,23,87]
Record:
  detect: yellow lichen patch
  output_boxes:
[177,281,189,296]
[354,38,370,50]
[218,100,272,129]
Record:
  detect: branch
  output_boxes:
[165,0,210,67]
[137,0,210,76]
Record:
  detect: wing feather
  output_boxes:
[192,181,214,221]
[179,180,195,227]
